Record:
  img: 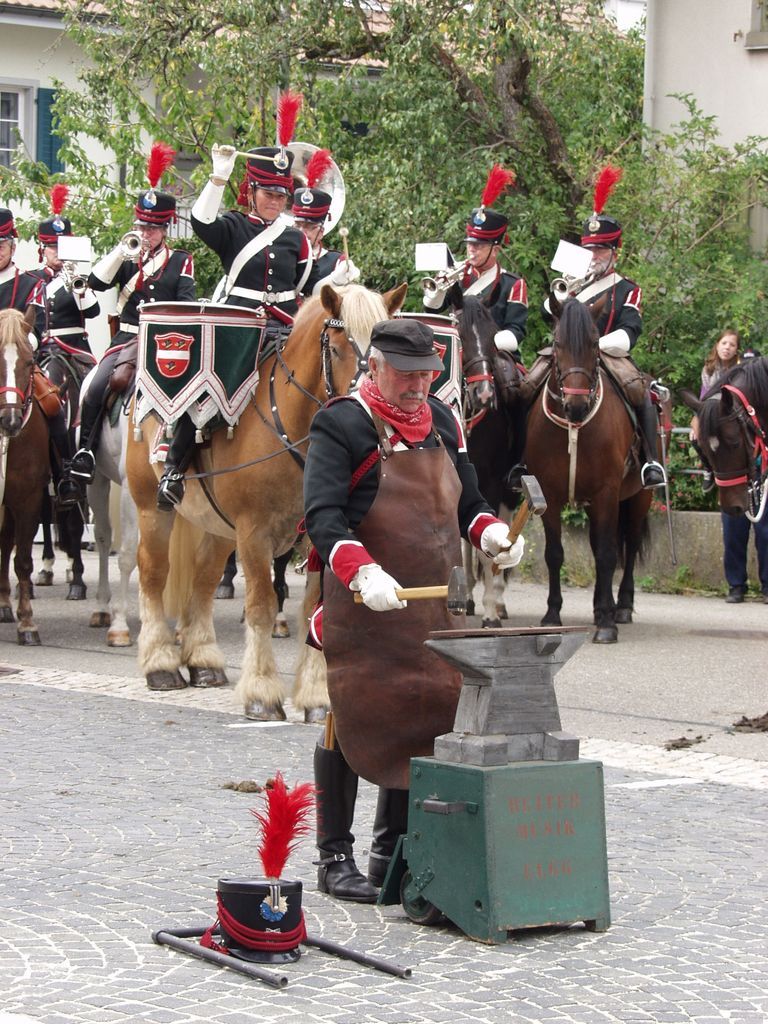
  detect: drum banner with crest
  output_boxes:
[398,312,462,417]
[135,302,267,428]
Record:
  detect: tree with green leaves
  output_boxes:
[2,0,766,438]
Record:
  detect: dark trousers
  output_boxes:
[721,512,768,593]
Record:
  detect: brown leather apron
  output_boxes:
[323,417,465,789]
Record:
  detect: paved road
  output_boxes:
[0,548,766,1023]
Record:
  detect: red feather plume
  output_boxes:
[593,164,623,215]
[50,183,69,216]
[236,175,249,207]
[251,773,315,880]
[277,91,303,148]
[481,164,516,208]
[146,141,176,188]
[306,148,333,189]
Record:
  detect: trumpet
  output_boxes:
[61,262,88,296]
[119,230,143,260]
[550,271,596,301]
[421,260,468,297]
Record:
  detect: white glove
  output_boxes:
[351,563,407,612]
[494,329,519,353]
[28,331,38,352]
[211,144,237,181]
[422,281,450,310]
[480,522,526,569]
[330,258,361,287]
[598,329,631,355]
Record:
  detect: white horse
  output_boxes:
[80,367,139,646]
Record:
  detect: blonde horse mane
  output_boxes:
[337,284,389,350]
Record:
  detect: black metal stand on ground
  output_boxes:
[152,925,412,988]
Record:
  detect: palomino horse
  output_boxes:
[525,296,652,643]
[682,356,768,522]
[36,340,96,599]
[78,365,139,647]
[126,282,407,720]
[0,308,52,644]
[453,292,520,625]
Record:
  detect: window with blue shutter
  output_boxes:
[36,88,64,173]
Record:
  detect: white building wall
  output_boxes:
[644,0,768,149]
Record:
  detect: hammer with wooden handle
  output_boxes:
[353,564,466,615]
[491,474,547,575]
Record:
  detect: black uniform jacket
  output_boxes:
[31,267,99,353]
[88,246,195,348]
[427,264,529,343]
[543,272,642,349]
[304,394,495,581]
[191,210,319,317]
[0,265,46,340]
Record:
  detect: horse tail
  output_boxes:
[617,495,651,569]
[163,515,207,618]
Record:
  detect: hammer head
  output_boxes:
[446,565,467,616]
[520,475,547,516]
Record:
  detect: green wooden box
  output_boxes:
[389,757,610,944]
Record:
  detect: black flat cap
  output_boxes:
[370,319,444,371]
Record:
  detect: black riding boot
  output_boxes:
[157,414,197,511]
[505,401,530,495]
[367,787,410,888]
[314,742,378,903]
[636,396,666,488]
[47,408,82,509]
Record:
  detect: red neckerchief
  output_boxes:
[359,377,432,444]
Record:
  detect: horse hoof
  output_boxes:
[107,631,132,648]
[244,701,287,722]
[17,630,41,646]
[614,608,633,624]
[0,607,14,624]
[271,621,290,639]
[146,670,187,691]
[498,607,509,620]
[481,617,502,629]
[541,614,562,627]
[188,666,229,688]
[36,570,54,587]
[304,706,329,725]
[593,627,618,644]
[90,611,112,628]
[66,584,87,601]
[466,600,476,617]
[215,583,235,600]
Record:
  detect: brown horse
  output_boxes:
[126,283,407,718]
[682,357,768,522]
[0,308,52,644]
[525,297,652,642]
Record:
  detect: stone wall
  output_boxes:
[518,511,761,591]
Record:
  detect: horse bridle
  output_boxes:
[320,317,370,401]
[709,382,768,521]
[550,343,600,409]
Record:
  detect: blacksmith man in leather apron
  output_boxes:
[303,319,525,903]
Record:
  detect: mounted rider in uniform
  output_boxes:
[0,206,81,507]
[69,144,195,494]
[168,93,359,511]
[290,147,359,286]
[513,165,666,490]
[32,186,101,506]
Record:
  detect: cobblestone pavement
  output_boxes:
[0,553,766,1023]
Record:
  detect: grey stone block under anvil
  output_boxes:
[426,627,588,765]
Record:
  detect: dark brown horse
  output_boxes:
[452,291,520,625]
[682,356,768,521]
[525,297,652,642]
[0,308,52,644]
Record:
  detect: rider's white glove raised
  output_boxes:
[211,144,237,181]
[351,563,407,612]
[480,522,526,569]
[330,259,361,287]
